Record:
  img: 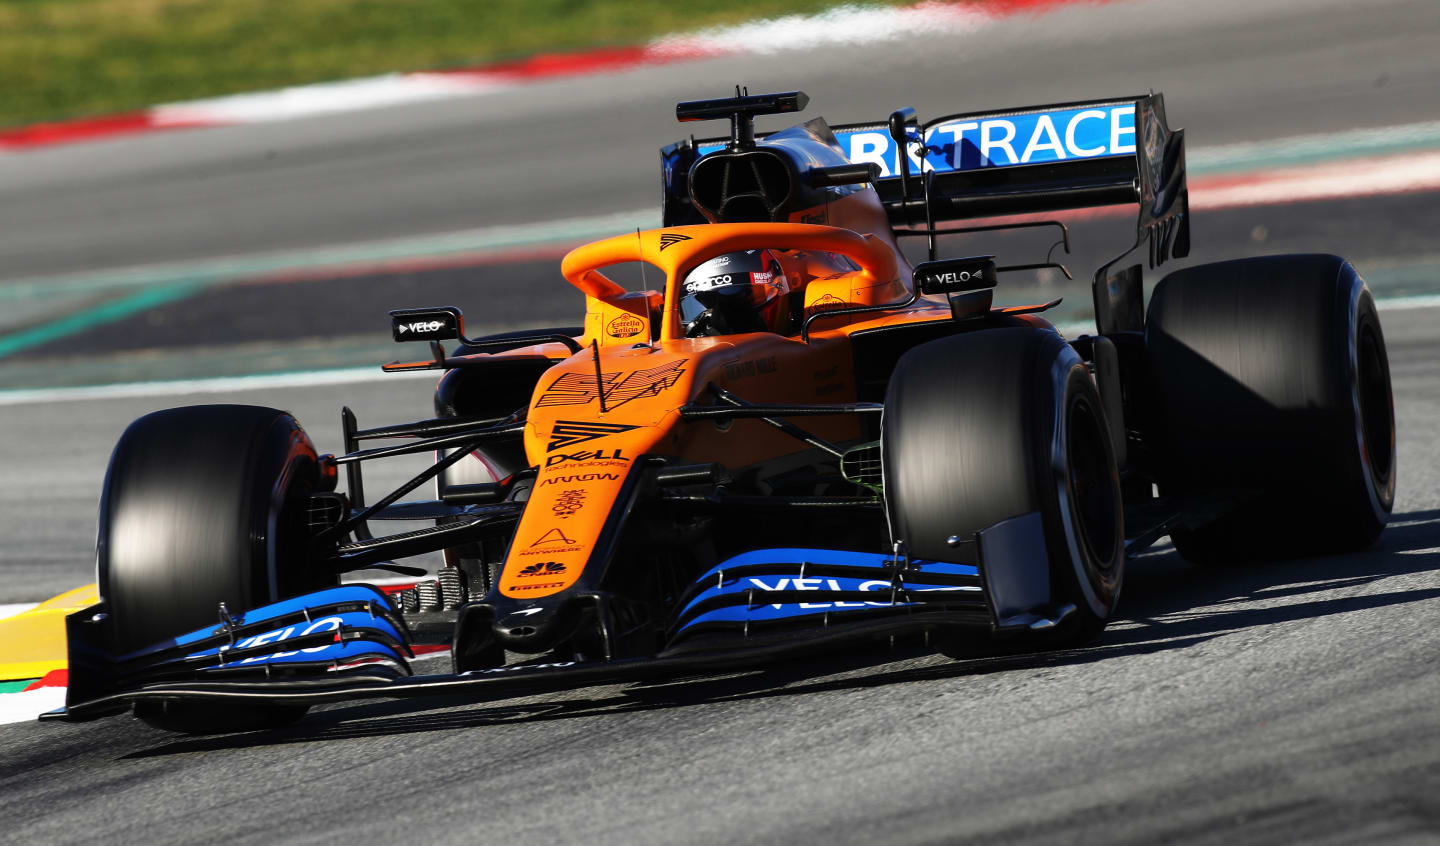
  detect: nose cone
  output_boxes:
[492,600,582,654]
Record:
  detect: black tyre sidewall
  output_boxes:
[98,405,319,654]
[1041,362,1125,624]
[882,329,1124,636]
[1343,286,1396,536]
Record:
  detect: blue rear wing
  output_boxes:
[677,93,1190,266]
[699,101,1136,174]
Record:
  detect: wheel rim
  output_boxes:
[1065,395,1120,574]
[1356,320,1394,491]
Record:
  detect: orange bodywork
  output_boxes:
[497,220,913,598]
[493,214,1052,599]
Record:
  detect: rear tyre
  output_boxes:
[99,405,326,732]
[1145,255,1395,563]
[882,328,1124,652]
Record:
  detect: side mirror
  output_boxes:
[913,256,998,296]
[390,307,463,343]
[808,162,881,188]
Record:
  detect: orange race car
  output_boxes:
[47,90,1394,733]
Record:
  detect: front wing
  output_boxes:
[45,512,1072,723]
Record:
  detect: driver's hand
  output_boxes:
[685,310,715,338]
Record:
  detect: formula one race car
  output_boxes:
[47,90,1395,732]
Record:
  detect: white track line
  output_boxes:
[127,2,1024,129]
[1192,151,1440,208]
[1188,120,1440,173]
[651,2,993,57]
[0,291,1431,406]
[0,688,65,726]
[0,603,37,621]
[153,74,508,126]
[0,208,656,301]
[0,366,435,406]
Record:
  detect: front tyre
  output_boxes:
[98,405,325,732]
[882,328,1124,651]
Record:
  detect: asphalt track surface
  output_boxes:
[1,0,1439,281]
[4,0,1440,842]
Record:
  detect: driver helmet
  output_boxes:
[680,250,792,337]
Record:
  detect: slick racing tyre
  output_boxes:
[98,405,325,732]
[1145,254,1395,563]
[883,328,1124,651]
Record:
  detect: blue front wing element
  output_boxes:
[187,609,407,668]
[113,584,413,677]
[692,548,979,579]
[673,548,983,635]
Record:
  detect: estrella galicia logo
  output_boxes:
[658,232,692,251]
[548,420,639,452]
[518,561,567,578]
[606,313,644,339]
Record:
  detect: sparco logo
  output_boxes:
[398,320,445,335]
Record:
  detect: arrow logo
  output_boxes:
[658,232,692,251]
[548,420,640,452]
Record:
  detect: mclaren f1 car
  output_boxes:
[46,90,1395,732]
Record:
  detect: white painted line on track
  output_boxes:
[152,73,509,126]
[1188,120,1440,173]
[21,1,1050,137]
[0,366,435,407]
[1372,293,1440,310]
[0,292,1432,407]
[1191,151,1440,209]
[5,136,1438,301]
[0,603,37,622]
[0,687,64,726]
[0,209,658,301]
[650,1,993,57]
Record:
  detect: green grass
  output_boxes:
[0,0,896,128]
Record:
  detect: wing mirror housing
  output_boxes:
[914,256,999,322]
[913,256,998,295]
[390,307,463,343]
